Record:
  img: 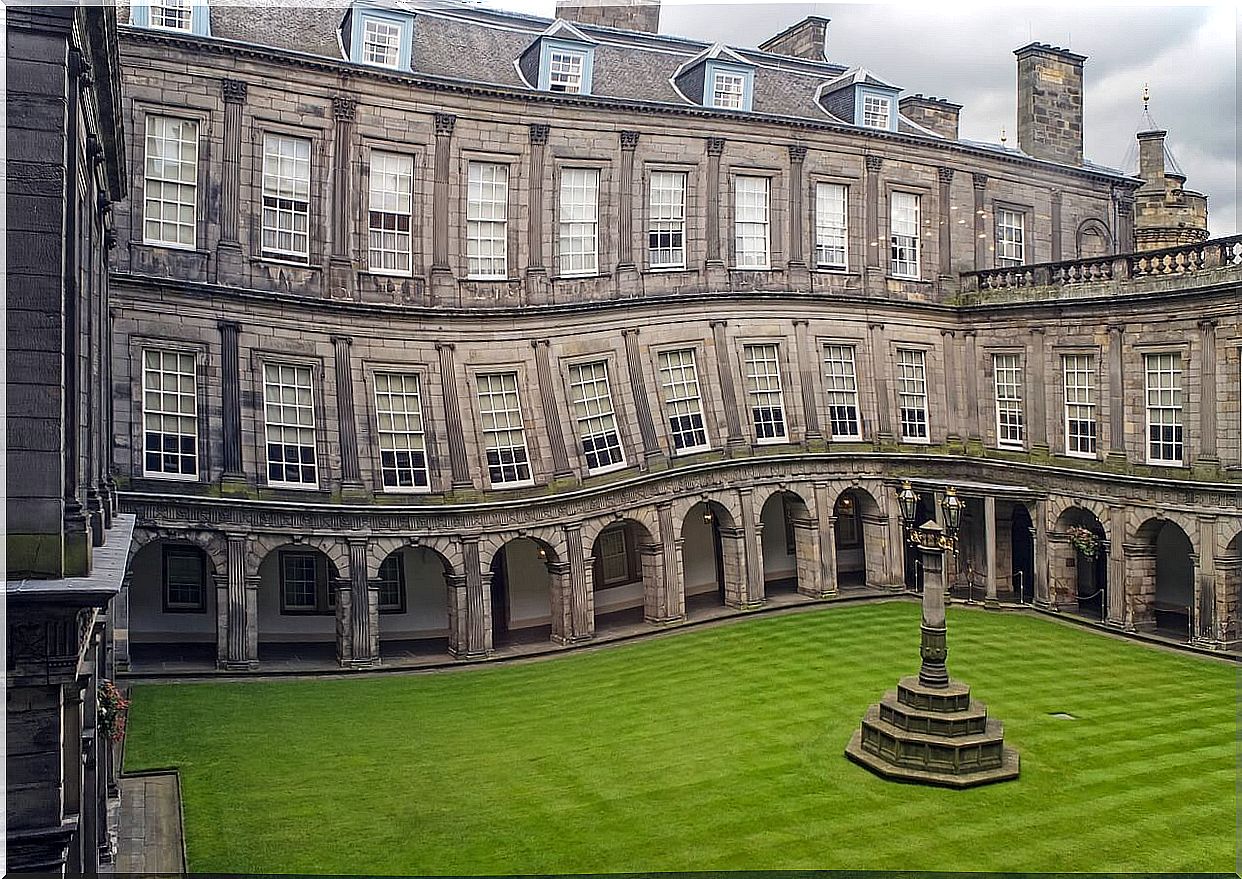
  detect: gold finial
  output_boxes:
[1142,82,1150,107]
[1000,127,1007,145]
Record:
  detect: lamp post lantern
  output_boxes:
[844,480,1020,788]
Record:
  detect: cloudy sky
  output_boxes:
[489,0,1238,236]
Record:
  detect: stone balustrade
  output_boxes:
[960,234,1242,302]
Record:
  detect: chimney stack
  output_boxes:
[1014,42,1085,165]
[898,94,962,140]
[758,16,829,62]
[554,0,660,33]
[1136,129,1167,191]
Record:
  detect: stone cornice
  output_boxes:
[115,25,1141,191]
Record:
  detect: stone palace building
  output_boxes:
[104,0,1239,673]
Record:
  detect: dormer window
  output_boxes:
[130,0,210,35]
[547,49,586,94]
[520,21,597,97]
[675,45,756,113]
[862,94,891,130]
[347,5,414,70]
[151,0,192,31]
[711,70,747,110]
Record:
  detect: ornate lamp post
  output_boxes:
[844,481,1019,788]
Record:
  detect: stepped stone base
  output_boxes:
[845,675,1020,788]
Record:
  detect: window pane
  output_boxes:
[743,343,786,441]
[264,362,317,486]
[1144,352,1183,463]
[658,349,709,453]
[548,50,585,93]
[822,344,860,439]
[477,372,532,485]
[374,372,429,490]
[890,191,920,278]
[734,176,770,268]
[994,353,1025,448]
[261,134,311,261]
[559,168,600,276]
[144,115,198,247]
[897,348,928,440]
[569,361,624,472]
[712,71,746,109]
[467,162,509,278]
[368,151,414,275]
[1063,354,1097,456]
[648,171,686,269]
[142,348,198,478]
[815,183,848,269]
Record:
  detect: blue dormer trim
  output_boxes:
[536,37,595,95]
[703,60,754,112]
[855,84,900,132]
[129,2,211,36]
[349,5,415,71]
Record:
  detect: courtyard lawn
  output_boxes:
[123,601,1236,875]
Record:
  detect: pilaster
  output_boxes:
[963,330,981,443]
[651,502,685,623]
[868,321,892,444]
[941,329,959,444]
[532,339,574,479]
[526,123,550,300]
[739,487,765,607]
[1106,324,1127,463]
[329,95,358,296]
[710,320,746,451]
[864,154,883,291]
[815,482,839,597]
[617,131,640,275]
[1049,188,1063,263]
[621,328,665,467]
[1028,328,1048,453]
[332,335,365,494]
[983,495,998,605]
[450,538,490,657]
[430,112,456,303]
[786,144,811,288]
[704,137,728,287]
[436,342,472,490]
[1197,319,1218,465]
[972,172,988,270]
[937,166,954,284]
[793,319,823,443]
[222,534,257,670]
[345,537,379,667]
[218,320,246,491]
[1106,505,1127,628]
[218,78,247,278]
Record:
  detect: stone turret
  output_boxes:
[1133,128,1209,251]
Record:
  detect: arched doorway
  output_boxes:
[834,488,884,590]
[591,519,657,631]
[256,545,342,663]
[1010,504,1035,604]
[489,537,556,647]
[375,546,452,660]
[682,500,736,613]
[1135,519,1194,638]
[127,539,217,665]
[760,490,811,596]
[1054,507,1108,619]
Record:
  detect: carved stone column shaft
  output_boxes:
[220,79,247,244]
[618,131,639,269]
[432,113,455,272]
[622,328,663,464]
[437,343,471,488]
[533,339,573,478]
[710,320,744,447]
[788,144,807,267]
[528,123,549,274]
[218,321,243,478]
[332,336,363,487]
[705,138,725,266]
[793,319,822,441]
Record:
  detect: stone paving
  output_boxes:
[110,772,185,874]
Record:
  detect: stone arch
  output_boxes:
[1129,509,1199,553]
[1220,529,1242,647]
[487,534,563,647]
[246,533,350,580]
[1052,498,1112,543]
[478,527,566,575]
[758,488,813,596]
[668,490,742,536]
[367,534,462,581]
[1129,516,1196,635]
[125,534,220,654]
[832,485,885,589]
[252,538,346,656]
[371,540,456,653]
[1051,502,1109,616]
[679,496,746,610]
[128,526,227,577]
[1076,218,1113,258]
[580,507,661,555]
[588,516,660,630]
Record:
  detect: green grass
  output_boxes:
[124,602,1238,874]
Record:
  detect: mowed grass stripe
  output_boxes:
[124,603,1234,875]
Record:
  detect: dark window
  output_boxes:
[280,551,331,614]
[163,545,206,612]
[377,555,406,613]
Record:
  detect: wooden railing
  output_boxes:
[960,234,1242,298]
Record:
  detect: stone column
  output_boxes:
[705,137,726,279]
[1106,504,1126,628]
[792,513,824,597]
[793,319,822,443]
[115,572,131,673]
[864,154,883,292]
[527,123,549,277]
[332,574,353,665]
[532,339,573,478]
[814,482,839,596]
[937,166,954,282]
[1033,498,1050,607]
[972,172,988,270]
[332,336,364,492]
[1049,188,1063,263]
[1114,190,1135,254]
[739,488,765,606]
[436,342,471,489]
[218,320,245,488]
[218,78,247,277]
[868,322,892,443]
[1107,324,1126,462]
[787,144,808,269]
[552,523,593,643]
[449,538,489,657]
[1197,319,1218,464]
[1195,516,1217,644]
[963,330,981,443]
[430,112,456,302]
[710,320,745,451]
[330,95,357,271]
[650,502,685,622]
[346,537,378,666]
[621,328,664,467]
[984,495,998,605]
[1029,328,1048,452]
[941,329,959,444]
[618,131,639,272]
[222,534,256,669]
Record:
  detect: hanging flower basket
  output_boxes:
[1066,525,1100,558]
[98,680,131,742]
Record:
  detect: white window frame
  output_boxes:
[993,353,1025,450]
[743,343,788,444]
[466,161,509,280]
[367,150,414,276]
[1062,354,1097,459]
[862,94,891,130]
[141,348,199,480]
[279,552,320,613]
[558,167,600,277]
[143,115,198,249]
[260,133,311,263]
[362,16,403,68]
[547,49,586,94]
[889,191,920,279]
[896,348,929,443]
[657,348,710,455]
[150,0,193,31]
[476,371,534,488]
[568,361,626,475]
[822,344,862,441]
[711,70,747,110]
[597,528,631,586]
[996,207,1026,267]
[1145,352,1184,465]
[263,362,319,489]
[373,372,430,493]
[815,182,848,271]
[734,175,770,270]
[648,171,687,270]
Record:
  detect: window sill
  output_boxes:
[465,276,515,283]
[887,275,931,284]
[813,266,854,275]
[731,266,773,272]
[256,254,314,269]
[754,437,790,446]
[139,239,201,253]
[368,268,414,279]
[1063,451,1099,461]
[488,480,536,490]
[672,445,712,457]
[162,605,208,614]
[997,444,1026,453]
[141,472,202,483]
[586,462,629,477]
[1145,460,1186,469]
[900,437,932,445]
[554,272,605,281]
[645,265,695,275]
[279,608,335,616]
[265,482,322,491]
[380,487,432,495]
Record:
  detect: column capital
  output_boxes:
[434,112,457,137]
[1049,186,1063,204]
[332,94,358,121]
[529,122,550,145]
[330,334,353,347]
[867,320,885,331]
[620,130,640,151]
[706,136,726,156]
[962,328,977,339]
[709,319,728,329]
[864,154,883,172]
[937,166,955,184]
[1107,322,1125,335]
[792,318,809,328]
[218,319,241,332]
[972,172,988,191]
[788,143,808,162]
[940,328,956,338]
[531,338,550,349]
[435,341,457,352]
[621,326,640,337]
[1030,326,1046,336]
[562,521,584,536]
[346,535,369,548]
[1198,317,1218,331]
[222,78,248,104]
